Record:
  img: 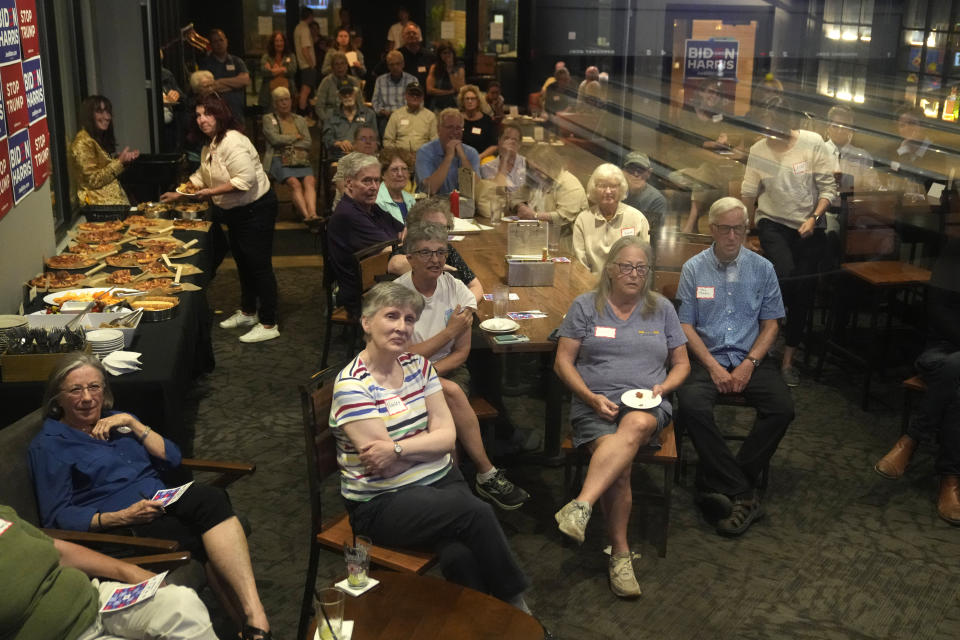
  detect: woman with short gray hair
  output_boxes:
[262,85,317,229]
[573,163,651,273]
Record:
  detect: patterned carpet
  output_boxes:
[188,251,960,640]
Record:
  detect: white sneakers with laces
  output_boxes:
[238,323,280,343]
[219,310,258,329]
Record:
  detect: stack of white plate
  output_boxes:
[85,328,125,358]
[0,315,28,353]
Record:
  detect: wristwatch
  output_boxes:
[394,442,403,457]
[748,357,761,368]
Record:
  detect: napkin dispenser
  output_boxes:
[505,220,555,287]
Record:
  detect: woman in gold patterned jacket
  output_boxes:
[71,95,140,205]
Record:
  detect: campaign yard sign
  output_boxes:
[0,137,13,219]
[28,114,46,186]
[16,0,38,59]
[21,55,42,122]
[0,0,20,64]
[8,125,32,203]
[684,39,739,80]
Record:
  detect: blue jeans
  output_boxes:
[907,343,960,475]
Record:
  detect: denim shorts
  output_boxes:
[571,405,670,449]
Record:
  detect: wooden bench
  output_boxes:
[561,423,678,557]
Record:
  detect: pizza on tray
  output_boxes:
[69,242,119,255]
[133,238,182,253]
[78,220,125,232]
[29,271,88,289]
[76,229,124,244]
[105,251,163,268]
[173,218,209,230]
[140,260,174,275]
[45,254,98,269]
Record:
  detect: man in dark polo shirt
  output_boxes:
[397,22,434,87]
[327,152,404,317]
[199,28,250,123]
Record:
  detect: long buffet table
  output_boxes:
[456,220,596,460]
[0,225,215,456]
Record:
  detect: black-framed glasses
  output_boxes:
[410,248,449,260]
[61,383,104,398]
[623,166,647,177]
[712,223,747,236]
[613,262,649,276]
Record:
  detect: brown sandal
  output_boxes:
[241,623,272,640]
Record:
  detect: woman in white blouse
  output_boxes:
[161,94,280,343]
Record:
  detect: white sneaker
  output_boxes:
[238,323,280,343]
[219,310,258,329]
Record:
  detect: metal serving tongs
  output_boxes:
[103,307,144,328]
[64,302,96,331]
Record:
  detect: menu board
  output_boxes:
[0,0,47,222]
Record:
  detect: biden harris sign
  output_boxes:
[684,39,739,80]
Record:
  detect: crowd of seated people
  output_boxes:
[47,13,960,635]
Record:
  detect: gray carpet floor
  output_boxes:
[189,259,960,640]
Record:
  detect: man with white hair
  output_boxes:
[577,65,600,105]
[676,196,794,538]
[397,22,434,87]
[327,153,404,317]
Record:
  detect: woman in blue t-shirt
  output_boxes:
[554,235,690,598]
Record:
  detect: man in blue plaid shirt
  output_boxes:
[373,50,417,136]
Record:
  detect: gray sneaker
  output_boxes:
[781,366,800,387]
[554,500,591,544]
[475,469,530,510]
[609,552,642,598]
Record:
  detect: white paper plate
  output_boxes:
[621,388,662,410]
[479,318,519,333]
[86,329,125,342]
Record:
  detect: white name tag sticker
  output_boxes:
[418,66,427,73]
[384,396,408,416]
[696,286,715,299]
[225,64,236,71]
[792,161,808,175]
[594,326,616,339]
[471,127,482,135]
[620,226,635,237]
[0,518,12,536]
[400,118,409,126]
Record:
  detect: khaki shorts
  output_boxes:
[443,364,471,397]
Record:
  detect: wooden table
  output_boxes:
[309,572,544,640]
[456,220,595,460]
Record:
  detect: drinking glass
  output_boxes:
[315,587,345,640]
[344,535,371,588]
[493,284,510,318]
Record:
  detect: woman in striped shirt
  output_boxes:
[330,282,531,610]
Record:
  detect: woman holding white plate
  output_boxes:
[553,235,689,598]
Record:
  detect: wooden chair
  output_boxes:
[561,423,678,557]
[0,409,255,573]
[298,366,437,640]
[653,270,681,301]
[319,229,397,368]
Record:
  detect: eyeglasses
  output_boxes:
[613,263,649,276]
[712,223,747,236]
[61,383,104,398]
[596,182,620,192]
[410,248,449,260]
[623,166,647,177]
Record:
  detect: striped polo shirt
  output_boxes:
[330,352,451,502]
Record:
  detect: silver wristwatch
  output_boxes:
[394,442,403,457]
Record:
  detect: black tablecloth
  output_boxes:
[0,228,215,455]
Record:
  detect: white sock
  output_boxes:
[476,467,498,483]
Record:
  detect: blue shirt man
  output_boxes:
[416,110,480,195]
[675,197,794,538]
[198,29,250,123]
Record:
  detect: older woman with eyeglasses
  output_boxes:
[573,163,650,273]
[387,196,484,304]
[554,235,689,598]
[28,353,275,640]
[331,281,531,608]
[376,147,416,224]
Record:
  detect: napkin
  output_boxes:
[103,351,142,376]
[314,621,354,640]
[334,577,380,597]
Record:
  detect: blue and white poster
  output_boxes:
[21,54,41,122]
[7,125,31,203]
[684,39,739,80]
[0,0,20,64]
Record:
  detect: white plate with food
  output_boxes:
[479,317,519,333]
[175,182,201,197]
[621,388,662,410]
[43,287,141,307]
